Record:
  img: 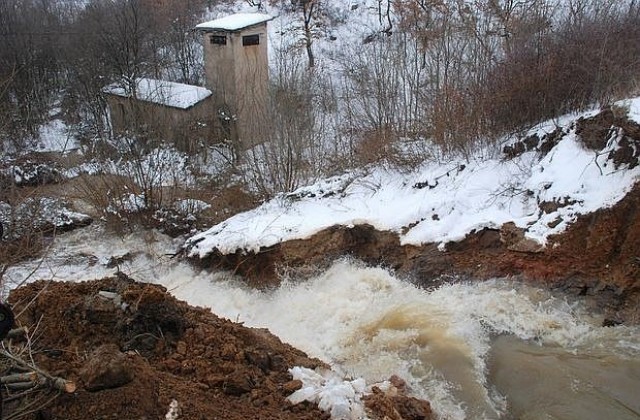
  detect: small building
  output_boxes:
[103,12,273,151]
[196,13,273,149]
[103,78,215,151]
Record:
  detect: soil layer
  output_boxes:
[195,184,640,325]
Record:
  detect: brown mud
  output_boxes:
[4,275,433,419]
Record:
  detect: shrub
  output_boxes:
[482,2,640,136]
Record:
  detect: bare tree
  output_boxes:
[269,0,321,68]
[243,47,329,195]
[83,0,156,95]
[0,0,73,146]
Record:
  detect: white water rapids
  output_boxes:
[5,225,640,419]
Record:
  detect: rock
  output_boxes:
[80,344,134,391]
[282,379,303,393]
[222,369,254,396]
[603,318,623,327]
[106,252,137,269]
[123,333,159,357]
[539,197,577,214]
[245,350,271,372]
[389,374,407,394]
[84,293,119,326]
[364,382,433,420]
[500,222,543,253]
[394,396,432,420]
[547,217,563,228]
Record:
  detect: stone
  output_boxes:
[222,370,253,396]
[282,379,303,393]
[364,382,433,420]
[123,333,159,357]
[394,396,432,420]
[500,222,543,253]
[84,294,119,326]
[80,344,134,391]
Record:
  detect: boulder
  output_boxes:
[80,344,134,391]
[500,222,543,253]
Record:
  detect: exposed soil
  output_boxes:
[195,182,640,325]
[575,105,640,169]
[3,275,433,420]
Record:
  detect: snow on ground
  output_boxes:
[35,118,79,153]
[186,98,640,257]
[68,145,207,188]
[0,197,91,240]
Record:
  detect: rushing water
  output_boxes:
[6,226,640,419]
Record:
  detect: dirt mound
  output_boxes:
[5,275,432,419]
[6,275,329,419]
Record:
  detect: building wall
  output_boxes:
[202,23,269,148]
[105,94,219,152]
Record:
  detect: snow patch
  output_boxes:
[173,199,211,214]
[103,78,212,110]
[36,119,79,152]
[164,399,180,420]
[288,367,369,419]
[196,13,273,31]
[186,101,640,258]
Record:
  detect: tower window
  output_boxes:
[242,34,260,46]
[210,35,227,45]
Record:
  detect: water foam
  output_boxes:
[159,259,639,419]
[8,228,640,419]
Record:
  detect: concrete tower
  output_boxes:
[196,13,273,148]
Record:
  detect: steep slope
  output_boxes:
[184,101,640,323]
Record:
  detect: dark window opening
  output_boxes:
[242,34,260,46]
[210,35,227,45]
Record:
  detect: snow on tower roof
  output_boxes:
[195,13,273,32]
[103,78,212,110]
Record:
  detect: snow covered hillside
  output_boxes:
[186,98,640,257]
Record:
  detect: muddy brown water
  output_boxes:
[7,227,640,419]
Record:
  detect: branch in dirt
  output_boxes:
[0,350,76,394]
[1,371,75,393]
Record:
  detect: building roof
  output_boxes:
[103,78,212,110]
[195,13,273,32]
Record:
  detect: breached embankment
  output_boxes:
[184,103,640,324]
[187,183,640,324]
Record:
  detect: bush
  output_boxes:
[482,2,640,136]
